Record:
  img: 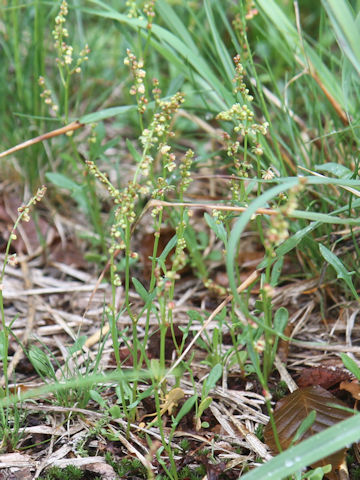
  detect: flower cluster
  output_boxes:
[216,55,269,203]
[265,214,289,251]
[143,0,156,29]
[6,186,47,268]
[85,160,121,204]
[151,177,175,202]
[126,0,137,18]
[203,278,227,297]
[212,208,227,225]
[232,54,253,101]
[139,92,185,150]
[265,183,304,252]
[262,167,275,180]
[52,0,90,74]
[125,0,156,28]
[217,103,268,138]
[124,49,148,114]
[134,90,185,184]
[160,144,176,173]
[112,182,139,233]
[178,149,194,194]
[38,76,59,114]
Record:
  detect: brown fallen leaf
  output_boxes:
[296,367,351,390]
[264,386,354,478]
[340,379,360,400]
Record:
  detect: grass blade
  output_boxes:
[240,413,360,479]
[321,0,360,76]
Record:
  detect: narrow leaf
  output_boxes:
[204,212,227,245]
[341,353,360,381]
[321,0,360,76]
[203,364,222,398]
[319,244,359,300]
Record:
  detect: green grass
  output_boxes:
[1,0,360,478]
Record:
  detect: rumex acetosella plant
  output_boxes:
[215,53,292,389]
[0,186,47,451]
[217,54,269,204]
[84,46,195,420]
[39,0,90,123]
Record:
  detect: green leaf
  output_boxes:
[203,364,222,399]
[273,307,288,334]
[79,104,137,124]
[46,172,81,191]
[315,163,352,179]
[90,389,106,408]
[0,330,6,359]
[291,410,317,445]
[256,0,346,111]
[291,209,360,225]
[68,336,87,355]
[270,257,284,287]
[305,465,332,480]
[158,234,177,264]
[240,413,360,479]
[229,176,360,303]
[45,172,88,211]
[341,353,360,380]
[109,405,122,419]
[28,346,55,380]
[132,277,151,303]
[227,178,298,303]
[319,244,359,300]
[83,0,232,108]
[270,307,289,369]
[204,212,227,245]
[197,396,213,418]
[156,0,198,53]
[174,395,197,425]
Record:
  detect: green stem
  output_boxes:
[64,74,70,124]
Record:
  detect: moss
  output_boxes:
[38,465,101,480]
[105,454,147,478]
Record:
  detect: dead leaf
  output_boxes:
[0,467,33,480]
[50,238,87,268]
[340,379,360,400]
[0,453,35,468]
[140,228,176,280]
[297,367,351,389]
[277,323,293,363]
[264,386,353,477]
